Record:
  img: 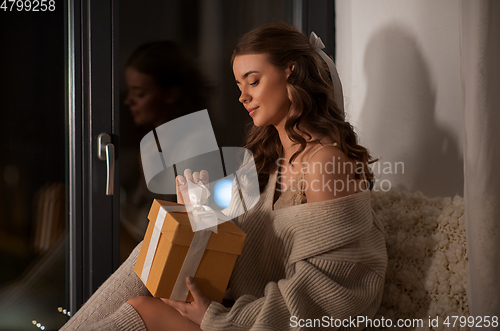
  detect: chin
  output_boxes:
[133,118,144,126]
[133,116,152,128]
[252,118,269,128]
[252,120,264,128]
[253,114,282,128]
[250,114,267,128]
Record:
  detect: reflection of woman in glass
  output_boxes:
[61,23,387,331]
[120,41,211,260]
[124,41,209,130]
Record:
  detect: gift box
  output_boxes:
[134,199,246,303]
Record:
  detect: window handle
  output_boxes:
[97,133,115,195]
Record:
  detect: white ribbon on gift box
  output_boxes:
[140,180,230,301]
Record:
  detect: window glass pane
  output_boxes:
[0,3,68,330]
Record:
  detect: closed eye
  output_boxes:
[250,80,259,87]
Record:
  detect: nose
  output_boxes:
[239,88,251,104]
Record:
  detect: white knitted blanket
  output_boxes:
[371,188,469,331]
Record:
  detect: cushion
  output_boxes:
[371,188,469,330]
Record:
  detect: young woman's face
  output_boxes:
[124,67,168,127]
[233,54,292,128]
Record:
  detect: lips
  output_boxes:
[247,107,259,117]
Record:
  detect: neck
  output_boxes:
[274,114,296,160]
[274,117,317,164]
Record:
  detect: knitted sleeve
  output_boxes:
[199,257,385,331]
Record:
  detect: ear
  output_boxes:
[286,61,295,78]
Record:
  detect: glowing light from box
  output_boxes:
[214,179,233,208]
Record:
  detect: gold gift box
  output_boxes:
[134,199,246,303]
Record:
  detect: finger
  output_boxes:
[176,175,188,204]
[176,175,186,186]
[184,169,194,184]
[176,177,182,204]
[192,172,200,184]
[161,298,188,315]
[185,277,208,303]
[200,170,209,189]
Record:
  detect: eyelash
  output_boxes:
[250,80,259,87]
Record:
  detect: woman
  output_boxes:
[61,23,387,331]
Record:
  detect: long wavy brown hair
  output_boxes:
[232,23,377,194]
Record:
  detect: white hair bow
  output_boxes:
[309,32,344,116]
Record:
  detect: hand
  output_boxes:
[161,276,211,325]
[176,169,209,205]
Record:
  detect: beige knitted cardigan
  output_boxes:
[60,169,387,331]
[199,168,387,330]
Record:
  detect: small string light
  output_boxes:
[58,306,71,316]
[32,306,71,330]
[32,320,46,330]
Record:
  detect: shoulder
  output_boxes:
[302,145,359,202]
[305,144,346,164]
